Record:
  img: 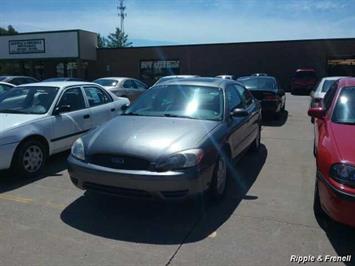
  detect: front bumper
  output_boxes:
[68,155,214,200]
[0,142,18,170]
[317,171,355,227]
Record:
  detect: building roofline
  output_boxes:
[0,29,96,37]
[97,37,355,50]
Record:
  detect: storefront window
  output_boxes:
[56,63,65,77]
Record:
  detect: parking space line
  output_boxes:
[0,194,33,204]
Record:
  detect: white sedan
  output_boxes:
[0,81,129,177]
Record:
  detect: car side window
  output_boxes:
[123,80,137,89]
[84,86,112,107]
[134,80,147,90]
[57,87,86,112]
[226,86,244,112]
[11,78,23,85]
[323,82,338,111]
[234,84,253,107]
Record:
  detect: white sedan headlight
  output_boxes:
[156,149,204,171]
[71,138,85,161]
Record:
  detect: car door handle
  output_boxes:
[83,114,90,119]
[111,108,116,112]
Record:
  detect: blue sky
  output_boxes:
[1,0,355,46]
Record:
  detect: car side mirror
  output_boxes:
[308,107,325,119]
[231,108,249,117]
[54,105,71,115]
[121,104,129,111]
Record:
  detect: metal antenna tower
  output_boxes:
[117,0,127,33]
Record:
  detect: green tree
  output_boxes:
[97,33,107,48]
[106,27,132,48]
[0,25,18,35]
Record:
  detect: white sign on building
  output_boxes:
[9,39,45,54]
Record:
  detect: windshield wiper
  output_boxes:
[163,113,196,119]
[0,109,29,114]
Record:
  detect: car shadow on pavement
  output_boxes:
[262,110,288,127]
[0,151,69,193]
[60,145,267,245]
[316,216,355,266]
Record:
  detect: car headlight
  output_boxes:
[71,138,85,161]
[155,149,204,171]
[329,163,355,186]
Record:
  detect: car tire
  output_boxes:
[209,149,229,201]
[13,139,47,178]
[250,125,261,152]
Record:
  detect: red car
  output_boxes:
[308,77,355,227]
[291,69,317,95]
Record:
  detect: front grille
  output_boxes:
[89,154,151,170]
[84,182,152,198]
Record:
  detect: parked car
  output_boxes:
[0,76,38,85]
[68,78,262,201]
[308,77,355,227]
[43,77,84,82]
[216,75,236,80]
[154,75,199,85]
[0,82,15,96]
[251,73,268,77]
[0,81,129,177]
[238,76,285,117]
[310,76,347,108]
[291,69,317,95]
[93,77,148,102]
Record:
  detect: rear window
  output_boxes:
[321,79,337,92]
[238,77,277,91]
[294,71,316,79]
[94,79,118,87]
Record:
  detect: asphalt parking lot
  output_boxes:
[0,94,354,266]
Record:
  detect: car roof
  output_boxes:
[321,76,347,81]
[0,75,36,79]
[238,75,276,80]
[338,77,355,88]
[95,77,130,81]
[155,77,230,88]
[18,81,99,89]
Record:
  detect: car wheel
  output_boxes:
[13,139,47,178]
[250,125,261,152]
[209,151,229,201]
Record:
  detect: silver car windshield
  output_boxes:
[125,85,224,121]
[0,86,59,114]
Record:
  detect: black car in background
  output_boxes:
[68,78,262,201]
[237,76,285,117]
[0,76,38,85]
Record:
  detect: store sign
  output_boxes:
[140,60,180,80]
[9,39,45,54]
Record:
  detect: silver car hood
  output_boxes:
[84,115,220,161]
[0,113,43,133]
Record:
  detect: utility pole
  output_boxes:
[117,0,127,33]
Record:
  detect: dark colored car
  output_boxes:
[0,76,38,85]
[291,69,317,95]
[68,78,262,200]
[43,77,84,82]
[237,76,285,117]
[308,77,355,227]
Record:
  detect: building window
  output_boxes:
[56,63,65,77]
